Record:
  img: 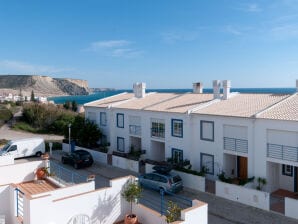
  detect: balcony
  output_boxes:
[151,127,165,139]
[129,125,141,136]
[267,143,298,162]
[223,137,248,154]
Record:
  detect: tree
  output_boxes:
[30,90,35,102]
[121,180,142,216]
[63,101,71,110]
[71,100,78,112]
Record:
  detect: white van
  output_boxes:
[0,138,45,159]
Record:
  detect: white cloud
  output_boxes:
[161,30,199,44]
[87,40,131,51]
[224,25,243,36]
[235,3,262,12]
[85,39,142,58]
[270,24,298,40]
[0,60,74,74]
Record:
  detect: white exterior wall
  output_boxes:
[109,108,193,163]
[85,106,111,147]
[0,155,14,166]
[285,197,298,219]
[216,181,270,211]
[190,115,254,178]
[0,185,11,224]
[255,119,298,192]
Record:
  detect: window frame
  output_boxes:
[100,112,107,126]
[116,113,124,128]
[117,137,125,152]
[171,119,183,138]
[172,148,183,164]
[282,164,293,177]
[200,153,214,175]
[200,120,214,142]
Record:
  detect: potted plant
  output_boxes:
[36,167,50,180]
[165,201,181,223]
[121,179,142,224]
[256,177,267,190]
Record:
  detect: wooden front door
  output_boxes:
[238,156,248,180]
[295,167,298,192]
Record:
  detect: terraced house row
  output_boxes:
[84,80,298,194]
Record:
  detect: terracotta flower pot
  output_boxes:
[124,214,138,224]
[36,168,47,179]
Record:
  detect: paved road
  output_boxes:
[0,122,63,141]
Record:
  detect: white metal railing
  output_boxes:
[129,125,141,136]
[267,143,298,162]
[15,188,24,220]
[224,137,248,153]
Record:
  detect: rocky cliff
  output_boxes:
[0,75,89,96]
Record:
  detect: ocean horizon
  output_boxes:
[49,88,297,105]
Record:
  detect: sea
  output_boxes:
[48,88,296,105]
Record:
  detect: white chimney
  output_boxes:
[223,80,231,100]
[193,82,203,93]
[213,80,221,99]
[133,82,146,98]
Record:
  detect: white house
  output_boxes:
[0,158,207,224]
[84,80,298,195]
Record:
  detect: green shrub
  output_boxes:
[13,122,38,133]
[45,141,62,151]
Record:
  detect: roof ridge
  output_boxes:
[84,92,128,106]
[109,92,156,108]
[253,93,297,118]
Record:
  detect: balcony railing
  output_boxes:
[151,128,165,139]
[223,137,248,154]
[267,143,298,162]
[129,125,141,136]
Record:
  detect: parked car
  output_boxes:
[139,171,183,193]
[0,138,45,159]
[61,150,93,169]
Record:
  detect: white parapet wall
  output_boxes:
[216,181,270,211]
[0,155,14,166]
[62,143,107,164]
[0,161,43,185]
[112,155,139,173]
[19,176,132,224]
[180,200,208,224]
[175,171,205,192]
[0,185,11,224]
[285,197,298,219]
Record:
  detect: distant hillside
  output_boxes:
[0,75,89,96]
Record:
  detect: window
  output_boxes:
[172,148,183,164]
[117,137,125,152]
[100,112,107,126]
[171,119,183,138]
[87,112,96,123]
[200,153,214,175]
[200,120,214,141]
[8,145,17,152]
[117,113,124,128]
[151,119,165,138]
[282,164,293,176]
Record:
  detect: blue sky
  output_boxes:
[0,0,298,89]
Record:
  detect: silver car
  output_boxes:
[139,171,183,193]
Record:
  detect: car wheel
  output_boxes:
[36,151,42,157]
[61,158,66,164]
[74,163,79,169]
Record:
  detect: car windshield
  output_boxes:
[172,175,182,183]
[1,143,11,152]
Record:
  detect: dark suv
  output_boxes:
[139,171,183,193]
[61,150,93,169]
